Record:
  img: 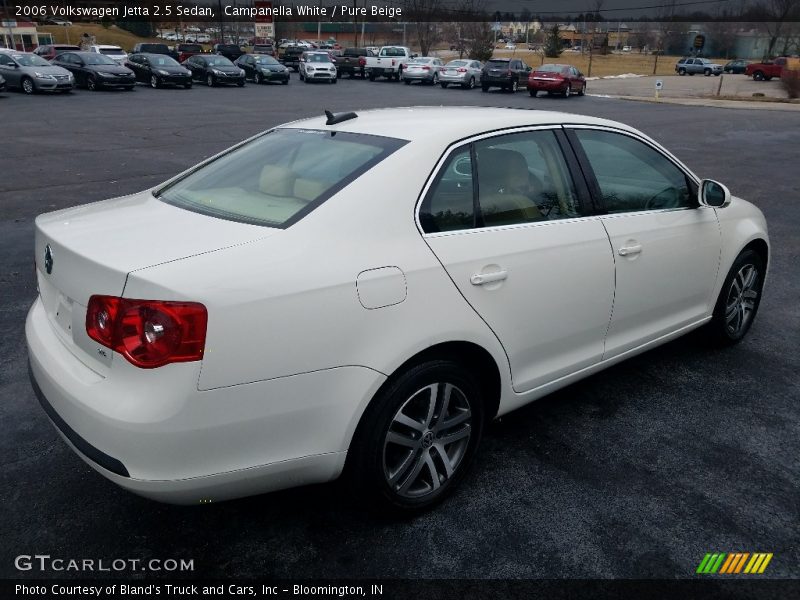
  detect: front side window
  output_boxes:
[574,129,693,213]
[157,129,406,228]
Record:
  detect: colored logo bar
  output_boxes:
[696,552,773,574]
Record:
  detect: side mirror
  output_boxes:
[699,179,731,208]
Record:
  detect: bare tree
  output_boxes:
[759,0,800,58]
[403,0,443,55]
[705,20,740,59]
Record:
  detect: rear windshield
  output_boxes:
[536,64,566,72]
[486,60,510,68]
[157,129,406,228]
[140,45,169,52]
[100,48,125,55]
[180,45,203,52]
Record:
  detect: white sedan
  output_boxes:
[27,107,768,513]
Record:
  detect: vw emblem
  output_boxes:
[44,244,54,274]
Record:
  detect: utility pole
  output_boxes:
[217,0,224,42]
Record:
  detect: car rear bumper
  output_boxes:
[481,77,514,86]
[439,73,469,84]
[527,79,568,92]
[26,297,385,504]
[403,72,435,81]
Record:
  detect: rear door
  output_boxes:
[566,126,721,357]
[419,128,615,392]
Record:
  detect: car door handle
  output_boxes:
[618,244,643,257]
[470,270,508,285]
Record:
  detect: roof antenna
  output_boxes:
[325,110,358,126]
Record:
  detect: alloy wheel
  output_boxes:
[22,78,34,94]
[724,264,760,336]
[383,382,472,499]
[207,74,214,87]
[150,75,159,88]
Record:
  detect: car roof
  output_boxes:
[94,45,122,49]
[280,107,636,142]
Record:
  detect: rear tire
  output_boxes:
[441,82,448,89]
[753,71,765,81]
[345,360,485,515]
[481,84,489,92]
[703,249,765,346]
[529,89,537,97]
[510,79,518,92]
[564,83,571,97]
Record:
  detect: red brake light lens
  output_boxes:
[457,67,467,72]
[86,295,207,369]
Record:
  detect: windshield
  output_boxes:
[206,56,235,67]
[151,55,180,67]
[255,56,279,65]
[157,129,406,228]
[84,54,117,65]
[100,48,125,55]
[307,54,329,63]
[14,54,51,67]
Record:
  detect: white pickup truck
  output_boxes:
[365,46,417,81]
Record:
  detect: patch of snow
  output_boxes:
[602,73,646,79]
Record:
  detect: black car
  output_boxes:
[480,58,531,92]
[126,53,193,88]
[724,59,749,74]
[131,43,177,60]
[337,47,374,78]
[183,54,245,87]
[235,54,289,84]
[280,46,305,72]
[213,44,245,62]
[52,51,136,91]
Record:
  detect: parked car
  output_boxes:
[337,47,374,78]
[252,43,276,57]
[745,57,788,81]
[480,58,531,92]
[0,49,74,94]
[622,45,632,52]
[279,45,306,71]
[504,43,517,50]
[52,51,135,91]
[26,107,768,512]
[213,44,244,62]
[183,54,245,87]
[439,59,482,89]
[131,43,177,60]
[175,43,204,63]
[43,16,71,26]
[528,64,586,97]
[298,51,337,84]
[126,53,193,89]
[33,44,80,62]
[0,73,5,93]
[88,45,128,66]
[723,59,749,74]
[402,57,445,85]
[365,46,415,81]
[675,57,723,76]
[235,54,289,84]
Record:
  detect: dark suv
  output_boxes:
[280,46,305,72]
[336,47,374,78]
[132,43,176,59]
[213,44,244,62]
[252,43,276,57]
[480,58,531,92]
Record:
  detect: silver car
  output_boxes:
[675,57,723,76]
[0,49,74,94]
[439,59,483,89]
[402,57,444,85]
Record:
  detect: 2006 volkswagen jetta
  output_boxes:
[27,107,768,513]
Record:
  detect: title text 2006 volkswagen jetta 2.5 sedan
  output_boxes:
[27,107,768,513]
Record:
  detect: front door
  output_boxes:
[567,127,721,357]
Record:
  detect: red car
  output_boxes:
[528,64,586,97]
[33,44,80,62]
[745,57,788,81]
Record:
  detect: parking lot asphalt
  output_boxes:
[1,77,799,580]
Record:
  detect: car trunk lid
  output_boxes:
[34,191,273,373]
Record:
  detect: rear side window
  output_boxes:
[419,147,475,233]
[157,129,407,228]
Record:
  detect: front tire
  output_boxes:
[254,72,262,84]
[87,76,98,91]
[150,75,160,89]
[346,360,484,514]
[704,249,765,346]
[678,67,686,75]
[704,68,711,76]
[206,74,215,87]
[21,76,35,94]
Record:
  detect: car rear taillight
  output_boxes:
[86,295,207,369]
[457,67,467,72]
[358,57,366,66]
[422,66,430,70]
